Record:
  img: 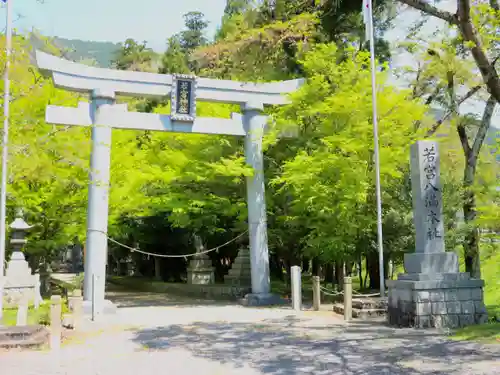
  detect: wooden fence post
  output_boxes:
[312,276,320,311]
[343,277,352,321]
[50,295,62,350]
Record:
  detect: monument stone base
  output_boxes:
[186,252,215,285]
[387,273,488,329]
[403,252,459,274]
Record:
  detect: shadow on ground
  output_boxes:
[130,315,500,375]
[105,287,239,308]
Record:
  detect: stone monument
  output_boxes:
[3,209,42,309]
[387,141,487,328]
[224,248,252,288]
[186,235,215,285]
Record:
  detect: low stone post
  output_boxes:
[16,295,29,326]
[291,266,302,312]
[312,276,320,311]
[343,277,352,321]
[50,295,62,350]
[72,289,83,329]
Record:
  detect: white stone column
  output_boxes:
[291,266,302,312]
[83,89,114,315]
[242,102,271,295]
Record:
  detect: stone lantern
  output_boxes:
[3,209,41,309]
[9,209,33,256]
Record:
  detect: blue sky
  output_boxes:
[1,0,227,51]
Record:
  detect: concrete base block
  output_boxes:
[404,252,459,274]
[387,276,487,329]
[82,299,117,316]
[239,293,287,307]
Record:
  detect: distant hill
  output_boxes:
[30,36,121,68]
[54,37,121,68]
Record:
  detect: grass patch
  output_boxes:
[452,244,500,343]
[1,299,69,327]
[482,246,500,320]
[452,322,500,344]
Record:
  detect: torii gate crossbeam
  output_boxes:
[36,51,303,314]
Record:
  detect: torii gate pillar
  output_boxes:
[242,102,273,302]
[83,89,116,314]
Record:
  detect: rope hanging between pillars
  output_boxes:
[93,229,248,259]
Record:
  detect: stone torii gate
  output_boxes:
[35,51,303,314]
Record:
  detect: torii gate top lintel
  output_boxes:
[35,50,304,106]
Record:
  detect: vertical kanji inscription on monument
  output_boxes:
[410,140,445,254]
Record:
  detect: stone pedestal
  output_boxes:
[186,253,215,285]
[224,248,252,287]
[387,273,487,328]
[3,252,42,308]
[387,141,487,329]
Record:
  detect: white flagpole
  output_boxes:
[366,0,385,296]
[0,0,13,322]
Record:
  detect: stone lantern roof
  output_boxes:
[9,209,33,231]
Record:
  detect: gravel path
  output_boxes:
[1,292,499,375]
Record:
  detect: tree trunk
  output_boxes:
[457,96,496,279]
[463,187,481,279]
[324,263,333,283]
[358,256,363,290]
[311,257,320,276]
[285,259,292,288]
[302,256,310,273]
[154,257,162,281]
[335,262,345,291]
[366,252,380,290]
[270,254,285,281]
[384,254,390,281]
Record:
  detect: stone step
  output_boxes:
[224,275,251,285]
[352,298,388,310]
[0,325,49,349]
[333,303,387,320]
[231,260,250,267]
[226,269,251,276]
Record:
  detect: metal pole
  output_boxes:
[367,0,385,296]
[0,0,13,323]
[91,273,95,321]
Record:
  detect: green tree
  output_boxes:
[267,44,443,289]
[180,11,209,52]
[159,34,189,74]
[1,34,89,267]
[112,38,157,72]
[224,0,252,17]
